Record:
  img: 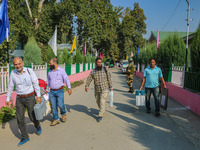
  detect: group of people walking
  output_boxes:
[5,56,166,146]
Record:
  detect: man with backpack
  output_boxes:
[85,58,113,122]
[5,57,42,146]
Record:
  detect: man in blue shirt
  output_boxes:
[140,58,166,117]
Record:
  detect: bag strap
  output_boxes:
[103,67,109,82]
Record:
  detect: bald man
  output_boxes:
[6,57,42,146]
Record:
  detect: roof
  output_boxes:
[10,50,24,57]
[149,31,194,41]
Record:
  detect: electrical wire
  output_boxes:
[161,0,182,31]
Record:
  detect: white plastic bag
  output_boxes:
[109,91,113,107]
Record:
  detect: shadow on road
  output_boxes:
[1,117,37,139]
[65,104,98,120]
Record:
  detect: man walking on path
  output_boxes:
[126,58,135,93]
[85,58,113,122]
[47,58,72,126]
[140,58,166,117]
[5,57,42,146]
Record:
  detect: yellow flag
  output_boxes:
[126,54,128,60]
[70,36,76,54]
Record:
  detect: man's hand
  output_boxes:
[36,97,42,104]
[5,101,10,107]
[140,86,143,90]
[68,89,72,95]
[164,85,167,89]
[85,87,89,92]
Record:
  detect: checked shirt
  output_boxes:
[85,67,112,92]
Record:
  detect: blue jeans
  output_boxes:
[145,87,160,112]
[49,88,66,120]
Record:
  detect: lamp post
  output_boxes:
[185,0,193,68]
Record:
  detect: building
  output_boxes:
[148,31,194,47]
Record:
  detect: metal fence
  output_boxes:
[184,68,200,92]
[0,64,9,94]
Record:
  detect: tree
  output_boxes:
[118,3,146,59]
[60,48,72,64]
[190,23,200,68]
[158,33,186,68]
[23,37,42,65]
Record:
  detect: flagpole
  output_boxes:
[6,28,9,63]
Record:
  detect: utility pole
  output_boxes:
[185,0,193,68]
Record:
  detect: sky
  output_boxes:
[111,0,200,39]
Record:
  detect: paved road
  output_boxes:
[0,68,198,150]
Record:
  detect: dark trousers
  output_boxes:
[16,95,40,139]
[145,87,160,112]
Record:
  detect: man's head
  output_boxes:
[149,58,156,68]
[49,58,58,70]
[129,58,133,64]
[13,57,24,72]
[95,57,103,68]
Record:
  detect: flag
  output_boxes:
[126,54,128,60]
[129,53,130,58]
[101,53,103,59]
[95,50,98,57]
[131,51,133,57]
[100,52,101,58]
[157,29,159,51]
[70,36,76,54]
[48,26,57,56]
[0,0,9,44]
[83,42,86,56]
[136,46,140,58]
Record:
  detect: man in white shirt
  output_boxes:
[6,57,42,146]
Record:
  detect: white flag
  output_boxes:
[48,26,57,56]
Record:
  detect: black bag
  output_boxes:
[160,88,168,110]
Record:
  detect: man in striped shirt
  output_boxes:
[85,58,113,122]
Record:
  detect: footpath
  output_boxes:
[0,68,199,150]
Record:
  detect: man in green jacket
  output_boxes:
[126,58,135,93]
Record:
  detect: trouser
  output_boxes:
[95,90,109,117]
[16,95,40,139]
[145,87,160,112]
[126,74,133,89]
[49,88,66,120]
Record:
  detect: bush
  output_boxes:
[190,23,200,68]
[61,48,72,64]
[91,57,96,63]
[23,37,42,65]
[137,42,157,65]
[0,106,16,124]
[158,33,186,68]
[47,45,56,63]
[75,50,83,64]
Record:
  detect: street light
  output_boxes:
[185,0,193,68]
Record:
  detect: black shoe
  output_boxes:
[146,110,151,114]
[97,117,103,122]
[127,90,131,93]
[155,112,161,117]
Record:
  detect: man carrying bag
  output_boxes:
[6,57,42,146]
[85,58,113,122]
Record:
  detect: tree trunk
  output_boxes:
[35,0,45,30]
[25,0,32,18]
